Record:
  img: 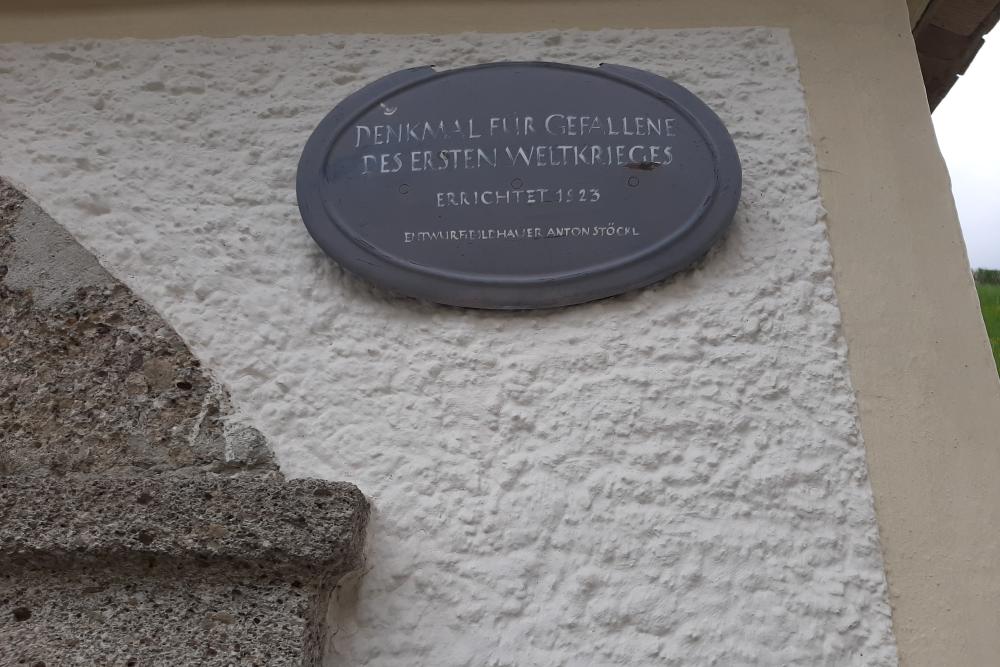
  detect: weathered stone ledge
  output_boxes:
[0,476,368,572]
[0,476,370,666]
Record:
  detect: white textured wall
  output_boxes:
[0,29,897,666]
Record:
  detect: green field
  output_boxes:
[977,281,1000,376]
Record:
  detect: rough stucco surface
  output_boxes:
[0,29,898,665]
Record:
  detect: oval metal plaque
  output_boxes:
[297,62,741,309]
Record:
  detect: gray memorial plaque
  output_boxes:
[297,62,741,309]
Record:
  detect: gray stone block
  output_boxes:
[0,476,369,666]
[0,180,371,665]
[0,177,279,479]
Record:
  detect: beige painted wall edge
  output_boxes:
[2,2,999,665]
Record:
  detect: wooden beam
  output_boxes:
[913,0,1000,109]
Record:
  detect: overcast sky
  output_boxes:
[932,29,1000,270]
